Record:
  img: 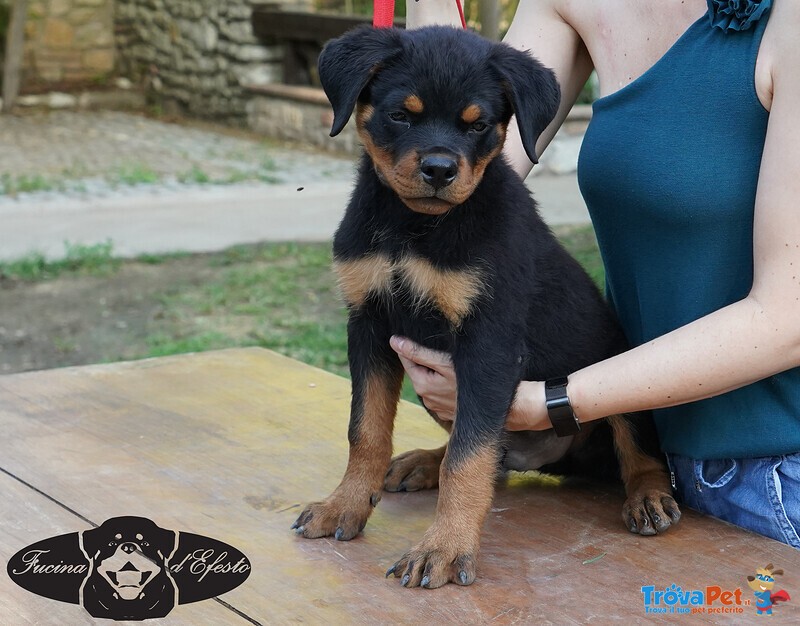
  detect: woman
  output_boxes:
[393,0,800,547]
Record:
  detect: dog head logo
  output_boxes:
[7,515,251,621]
[81,516,177,619]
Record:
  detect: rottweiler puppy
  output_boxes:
[293,25,680,588]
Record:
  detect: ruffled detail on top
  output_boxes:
[707,0,772,32]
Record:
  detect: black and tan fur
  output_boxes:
[292,25,680,588]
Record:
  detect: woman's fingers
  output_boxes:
[389,336,453,377]
[390,336,457,421]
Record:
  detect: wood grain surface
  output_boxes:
[0,348,797,624]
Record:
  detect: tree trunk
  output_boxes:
[479,0,500,41]
[2,0,28,113]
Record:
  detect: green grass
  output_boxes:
[4,228,604,401]
[111,163,160,186]
[0,240,120,281]
[145,331,235,358]
[177,165,212,185]
[142,228,603,402]
[147,241,350,373]
[0,173,58,195]
[135,251,192,265]
[0,155,285,195]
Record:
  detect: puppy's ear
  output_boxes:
[318,26,404,136]
[489,45,561,164]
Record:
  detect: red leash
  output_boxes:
[372,0,466,29]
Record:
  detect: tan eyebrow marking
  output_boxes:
[404,95,424,114]
[461,104,482,124]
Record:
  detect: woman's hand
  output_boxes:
[389,336,458,422]
[389,336,554,431]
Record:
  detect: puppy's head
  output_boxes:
[318,25,560,215]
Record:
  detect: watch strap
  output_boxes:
[545,376,581,437]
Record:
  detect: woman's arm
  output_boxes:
[393,2,800,433]
[500,0,592,177]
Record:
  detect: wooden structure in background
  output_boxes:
[252,7,404,85]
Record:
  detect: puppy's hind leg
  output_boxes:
[384,444,447,492]
[608,414,682,535]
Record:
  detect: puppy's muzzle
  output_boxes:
[421,153,458,190]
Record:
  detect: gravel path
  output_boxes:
[0,109,588,261]
[0,110,356,201]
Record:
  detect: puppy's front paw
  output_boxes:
[386,529,478,589]
[291,492,377,541]
[623,487,681,535]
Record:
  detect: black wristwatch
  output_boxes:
[545,376,581,437]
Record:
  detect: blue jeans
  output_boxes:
[666,452,800,549]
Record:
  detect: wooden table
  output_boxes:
[1,348,798,624]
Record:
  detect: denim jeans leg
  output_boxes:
[665,452,800,549]
[770,454,800,548]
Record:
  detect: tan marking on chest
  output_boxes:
[333,255,394,307]
[334,255,486,326]
[398,256,486,327]
[333,255,485,328]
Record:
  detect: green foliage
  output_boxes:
[0,240,120,281]
[145,332,234,358]
[0,172,58,195]
[2,232,603,402]
[177,165,211,184]
[111,163,160,186]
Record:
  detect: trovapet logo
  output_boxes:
[642,563,791,617]
[641,584,751,615]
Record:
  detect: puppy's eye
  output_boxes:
[470,121,488,133]
[388,111,409,123]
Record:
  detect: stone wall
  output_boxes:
[247,84,360,155]
[22,0,115,87]
[114,0,283,122]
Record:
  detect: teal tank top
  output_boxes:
[577,1,800,459]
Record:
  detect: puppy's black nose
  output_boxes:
[421,155,458,190]
[121,543,138,554]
